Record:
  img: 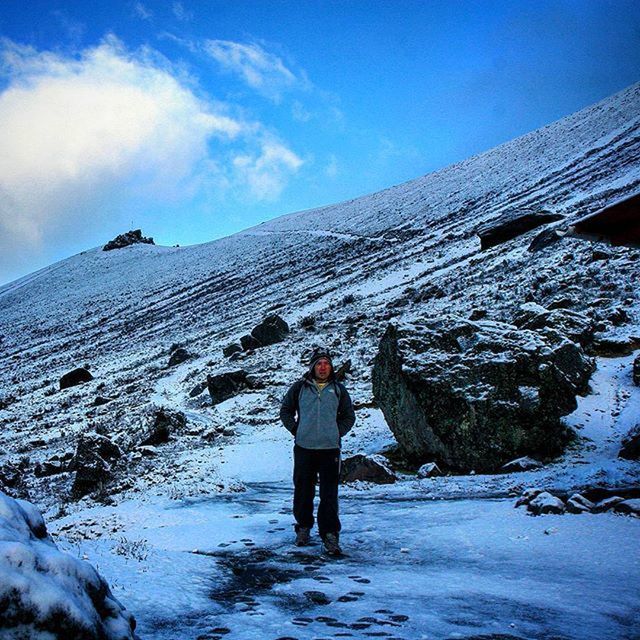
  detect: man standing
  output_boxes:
[280,348,356,556]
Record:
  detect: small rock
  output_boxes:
[340,454,396,484]
[223,343,242,358]
[240,334,261,351]
[614,499,640,517]
[633,354,640,386]
[304,590,331,605]
[527,491,565,515]
[566,493,594,514]
[168,347,191,367]
[501,456,543,473]
[592,496,625,513]
[417,462,442,478]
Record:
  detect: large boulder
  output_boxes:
[71,433,121,498]
[250,314,290,347]
[0,490,138,639]
[103,229,154,251]
[60,367,93,390]
[372,316,594,473]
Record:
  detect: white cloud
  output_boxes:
[232,139,303,201]
[0,36,302,262]
[172,2,193,22]
[204,40,298,100]
[133,2,153,20]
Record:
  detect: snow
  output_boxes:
[1,82,640,638]
[0,491,137,639]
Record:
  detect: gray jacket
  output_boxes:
[280,377,355,449]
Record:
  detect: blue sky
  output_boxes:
[0,0,639,284]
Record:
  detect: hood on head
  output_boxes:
[306,348,335,380]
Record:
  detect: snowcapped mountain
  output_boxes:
[0,81,639,640]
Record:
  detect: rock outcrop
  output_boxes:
[207,370,255,405]
[103,229,154,251]
[372,316,594,472]
[476,209,564,250]
[0,490,138,639]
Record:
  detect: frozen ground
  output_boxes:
[49,352,640,640]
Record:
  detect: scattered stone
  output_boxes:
[207,370,252,405]
[189,381,208,398]
[240,334,261,351]
[34,459,66,477]
[527,491,565,515]
[528,227,564,252]
[566,493,594,514]
[93,395,114,406]
[223,343,242,358]
[469,308,487,320]
[373,316,593,472]
[71,433,121,498]
[137,446,158,458]
[417,462,442,478]
[141,408,186,446]
[592,496,625,513]
[168,347,191,367]
[103,228,154,251]
[500,456,543,473]
[335,359,352,382]
[633,354,640,386]
[60,367,93,390]
[250,314,290,347]
[340,454,396,484]
[304,590,331,605]
[614,499,640,517]
[619,424,640,460]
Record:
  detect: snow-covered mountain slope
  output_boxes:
[0,82,639,512]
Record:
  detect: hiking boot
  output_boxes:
[295,527,311,547]
[323,532,342,556]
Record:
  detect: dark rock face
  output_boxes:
[71,433,121,498]
[340,454,396,484]
[250,314,290,347]
[619,424,640,460]
[102,229,154,251]
[60,367,93,390]
[372,316,594,473]
[633,353,640,386]
[476,210,564,250]
[140,408,186,446]
[207,370,252,405]
[0,491,138,639]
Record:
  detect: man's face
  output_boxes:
[314,358,332,381]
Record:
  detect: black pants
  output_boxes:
[293,444,341,538]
